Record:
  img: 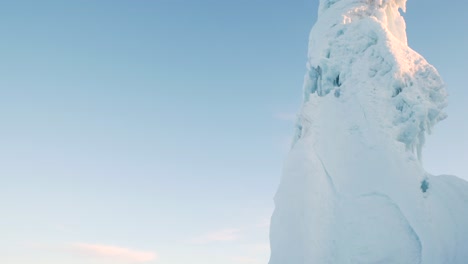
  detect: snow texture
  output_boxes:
[269,1,468,263]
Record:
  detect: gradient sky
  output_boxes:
[1,1,467,264]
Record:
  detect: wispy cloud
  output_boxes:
[71,243,157,263]
[189,228,242,244]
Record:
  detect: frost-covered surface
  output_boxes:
[269,0,468,263]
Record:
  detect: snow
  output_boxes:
[269,0,468,263]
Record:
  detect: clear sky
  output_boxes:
[1,1,467,264]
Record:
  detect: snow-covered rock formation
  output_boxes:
[269,0,468,263]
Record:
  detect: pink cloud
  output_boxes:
[72,243,157,263]
[189,228,242,244]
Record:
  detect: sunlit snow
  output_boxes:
[269,0,468,263]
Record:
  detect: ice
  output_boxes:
[269,0,468,263]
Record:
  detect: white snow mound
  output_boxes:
[269,1,468,263]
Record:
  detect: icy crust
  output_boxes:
[297,0,447,159]
[319,0,408,43]
[269,1,468,264]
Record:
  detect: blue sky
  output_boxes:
[1,1,467,264]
